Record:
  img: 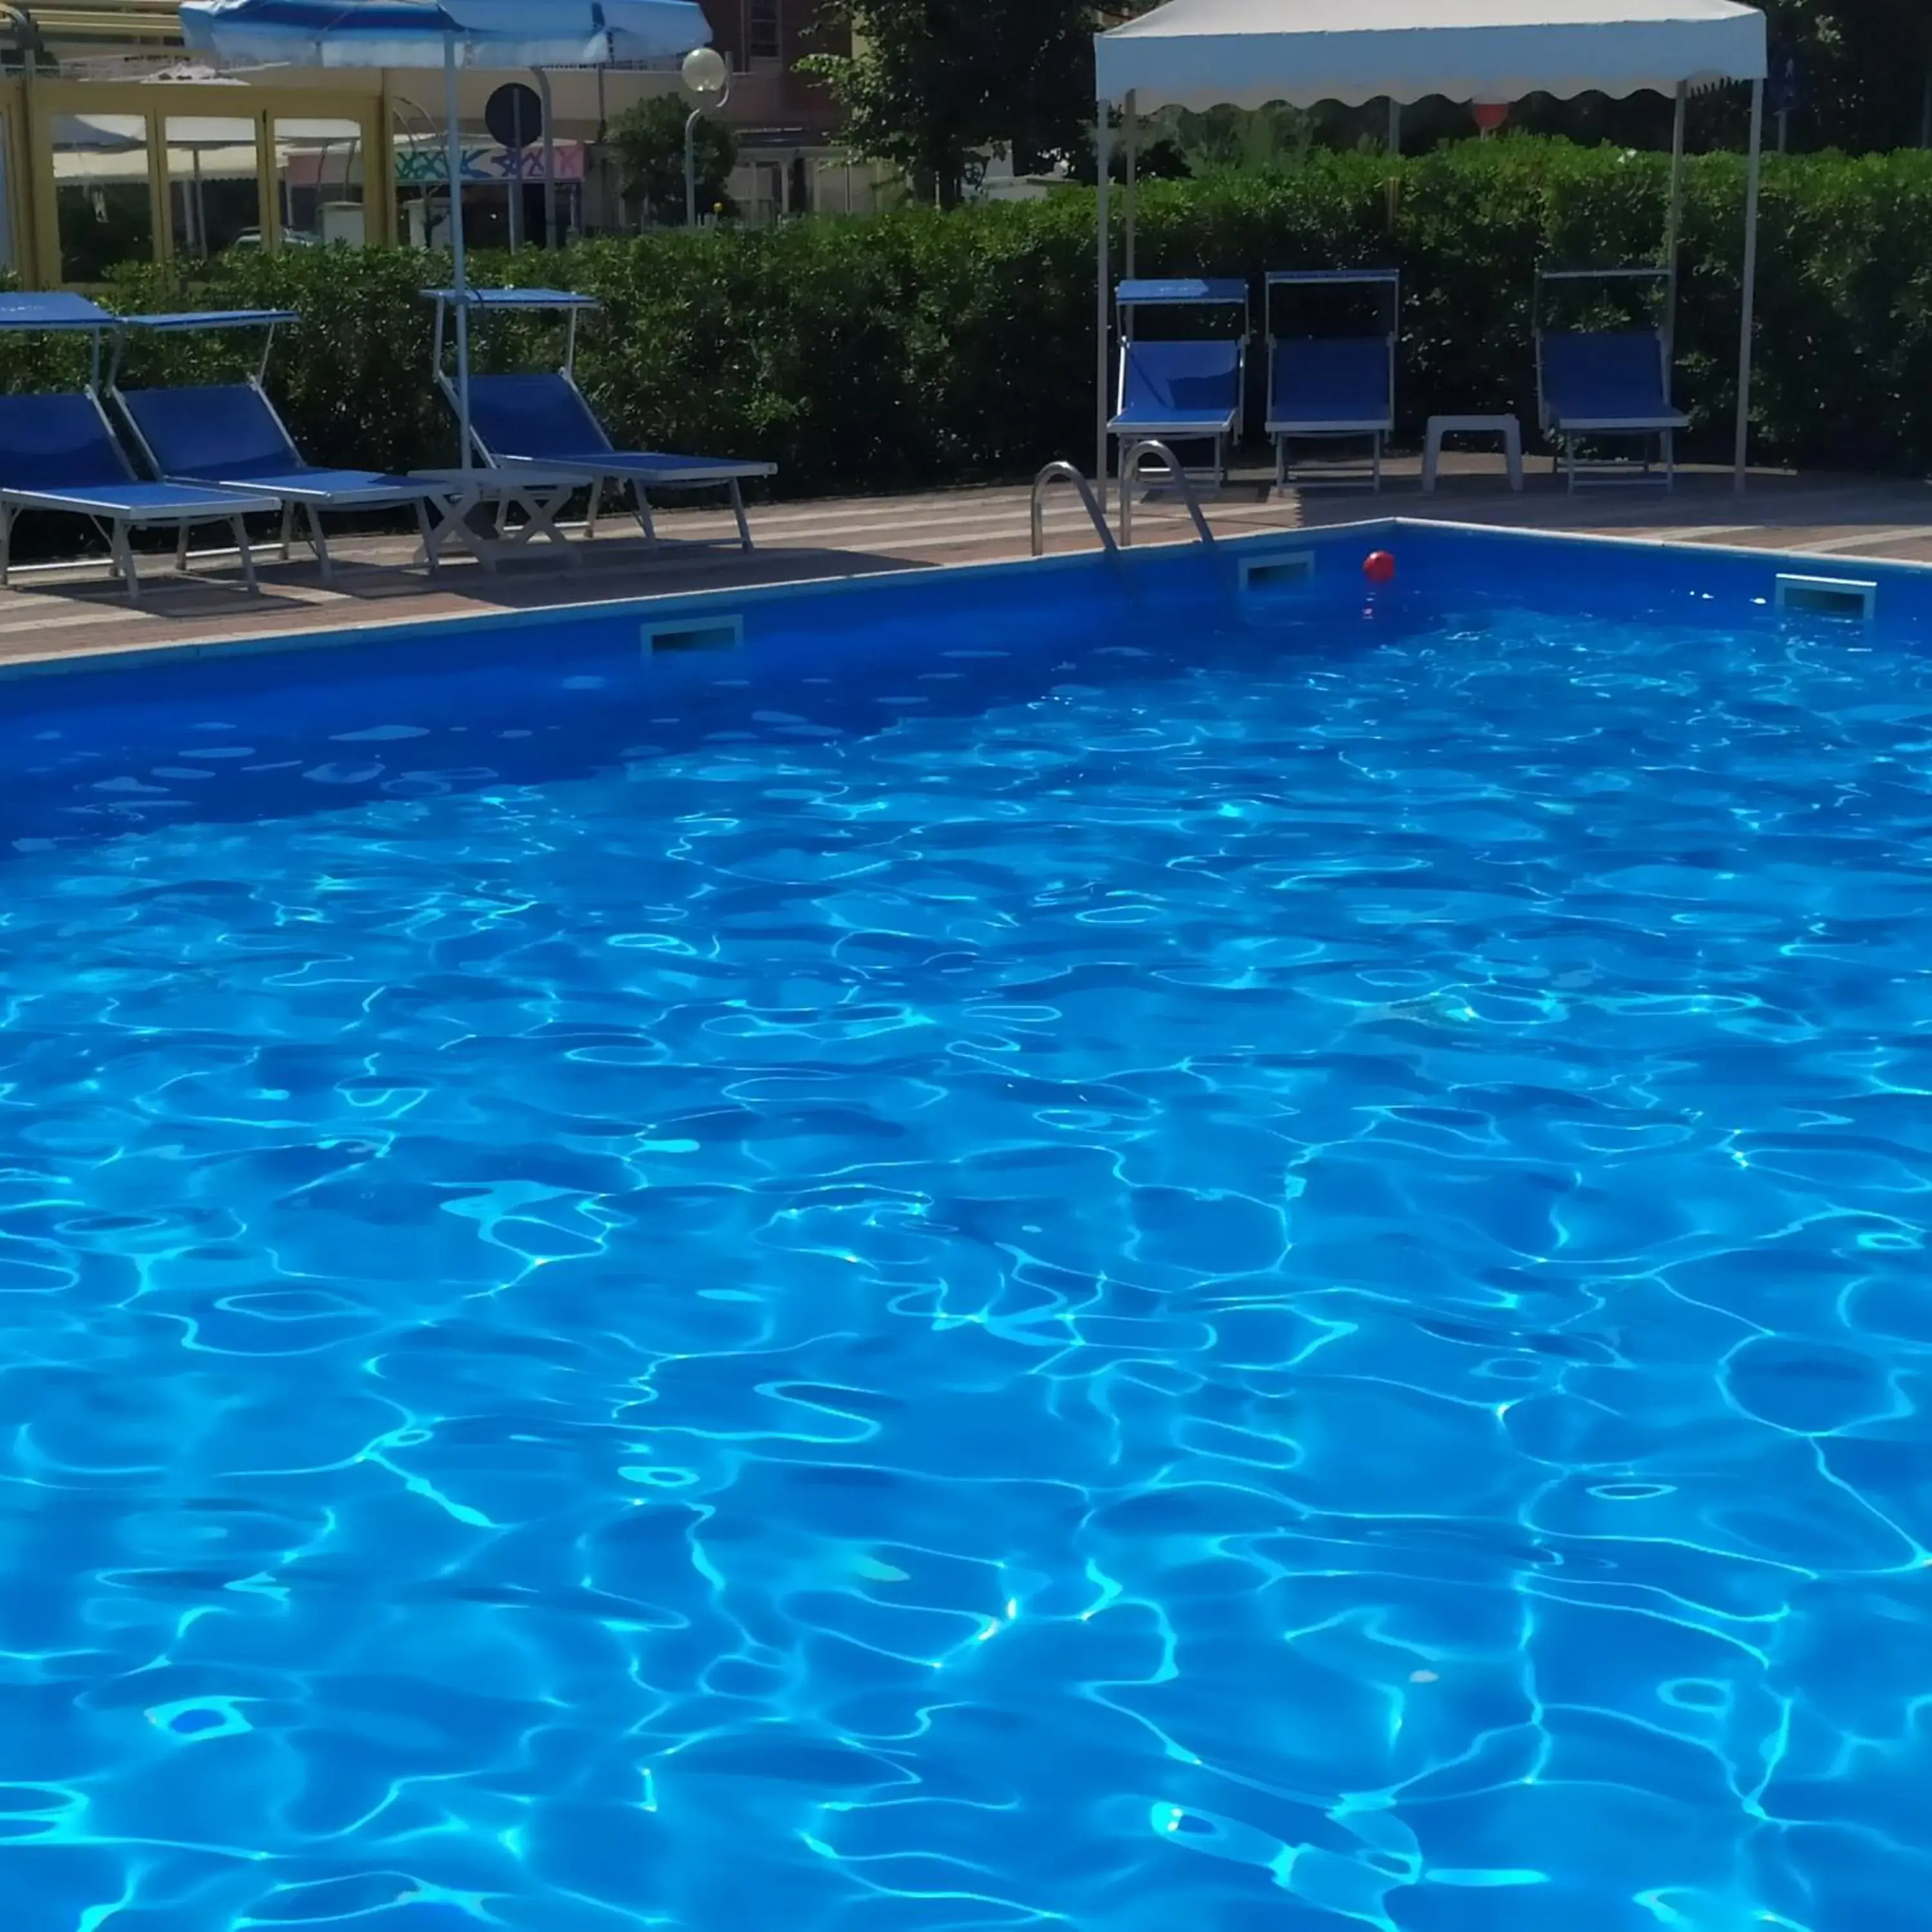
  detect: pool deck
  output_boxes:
[5,451,1932,672]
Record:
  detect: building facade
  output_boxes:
[0,0,877,289]
[688,0,861,225]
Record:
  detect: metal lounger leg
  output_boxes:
[414,497,440,575]
[233,518,259,594]
[586,477,603,540]
[0,504,14,589]
[636,486,659,548]
[1274,436,1286,494]
[305,504,333,583]
[422,490,460,568]
[468,487,502,574]
[176,522,193,572]
[113,522,141,606]
[727,479,750,553]
[1663,429,1676,494]
[551,487,584,564]
[279,500,295,562]
[1372,432,1383,494]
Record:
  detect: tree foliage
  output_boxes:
[802,0,1098,208]
[806,0,1932,205]
[1752,0,1932,151]
[1507,0,1932,155]
[608,95,739,227]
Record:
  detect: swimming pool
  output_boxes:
[1,527,1927,1931]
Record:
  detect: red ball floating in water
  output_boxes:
[1363,549,1396,585]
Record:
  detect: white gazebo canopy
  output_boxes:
[1097,0,1767,113]
[1090,0,1770,496]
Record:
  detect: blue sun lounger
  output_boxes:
[1265,270,1399,493]
[430,290,777,552]
[0,294,267,606]
[110,310,451,581]
[1536,270,1689,491]
[1109,279,1248,487]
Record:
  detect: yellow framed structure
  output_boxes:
[0,2,406,288]
[0,0,737,286]
[11,72,399,285]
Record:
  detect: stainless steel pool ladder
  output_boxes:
[1118,440,1216,550]
[1030,462,1118,558]
[1030,443,1217,557]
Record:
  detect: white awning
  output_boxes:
[1095,0,1768,112]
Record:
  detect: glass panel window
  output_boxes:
[748,0,780,61]
[53,113,154,283]
[275,117,367,247]
[168,115,261,260]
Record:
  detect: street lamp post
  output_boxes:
[682,46,730,226]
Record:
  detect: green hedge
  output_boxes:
[32,140,1932,493]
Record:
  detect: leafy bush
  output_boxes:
[10,140,1932,498]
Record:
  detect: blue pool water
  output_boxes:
[1,545,1928,1930]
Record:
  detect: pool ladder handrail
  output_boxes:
[1030,462,1118,558]
[1117,440,1217,551]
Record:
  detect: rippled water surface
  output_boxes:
[1,583,1929,1930]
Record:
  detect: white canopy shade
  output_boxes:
[1090,0,1772,502]
[1096,0,1767,113]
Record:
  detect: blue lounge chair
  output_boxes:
[1265,270,1399,493]
[0,294,265,606]
[1535,270,1689,491]
[1109,279,1248,487]
[430,290,778,552]
[111,310,451,582]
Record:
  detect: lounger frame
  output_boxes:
[0,457,261,605]
[108,312,451,582]
[1535,269,1690,493]
[1265,269,1400,494]
[1109,279,1249,489]
[0,296,265,606]
[428,290,777,553]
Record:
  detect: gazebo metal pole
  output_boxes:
[1734,77,1763,495]
[445,32,473,473]
[1096,102,1112,511]
[1387,99,1401,229]
[1663,80,1686,363]
[538,69,557,248]
[1124,89,1137,280]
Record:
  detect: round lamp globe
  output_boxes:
[681,46,730,103]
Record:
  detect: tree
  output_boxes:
[608,95,738,227]
[1752,0,1932,151]
[802,0,1098,209]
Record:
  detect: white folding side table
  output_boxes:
[1423,414,1524,493]
[412,467,587,571]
